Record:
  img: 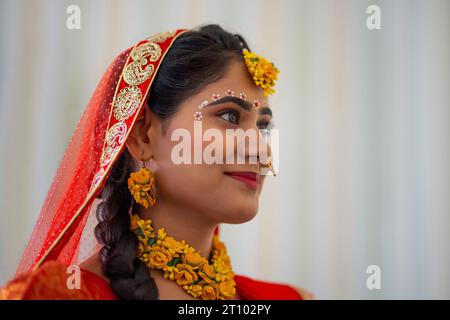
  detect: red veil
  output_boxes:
[16,29,189,275]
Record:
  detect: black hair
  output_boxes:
[94,24,250,300]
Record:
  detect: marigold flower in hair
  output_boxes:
[242,49,280,96]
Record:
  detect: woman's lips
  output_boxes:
[224,171,260,190]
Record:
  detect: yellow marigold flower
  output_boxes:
[242,49,279,97]
[212,259,229,275]
[127,167,156,208]
[134,168,150,184]
[183,245,196,255]
[163,236,184,255]
[199,281,219,300]
[220,254,231,267]
[163,268,176,281]
[183,251,206,269]
[188,284,203,298]
[148,245,172,269]
[157,228,166,241]
[198,263,216,281]
[212,235,226,253]
[218,278,236,298]
[175,263,198,286]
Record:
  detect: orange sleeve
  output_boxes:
[0,261,103,300]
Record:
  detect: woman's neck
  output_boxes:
[138,199,217,260]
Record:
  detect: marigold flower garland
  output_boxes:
[130,214,236,300]
[242,49,280,96]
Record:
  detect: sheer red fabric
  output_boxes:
[16,29,189,275]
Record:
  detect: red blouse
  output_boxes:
[0,261,303,300]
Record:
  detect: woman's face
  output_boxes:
[141,59,273,224]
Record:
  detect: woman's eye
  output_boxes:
[257,120,274,130]
[257,120,274,136]
[218,110,240,125]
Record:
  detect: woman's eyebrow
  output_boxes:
[206,96,256,111]
[205,96,271,116]
[258,106,272,117]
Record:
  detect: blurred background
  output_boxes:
[0,0,449,299]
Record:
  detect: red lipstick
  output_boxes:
[224,171,260,190]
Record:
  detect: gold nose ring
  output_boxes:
[261,160,276,176]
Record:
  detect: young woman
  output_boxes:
[1,24,313,300]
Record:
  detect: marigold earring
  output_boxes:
[127,157,157,209]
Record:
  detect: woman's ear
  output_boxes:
[126,106,154,161]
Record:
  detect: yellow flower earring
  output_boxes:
[127,157,156,209]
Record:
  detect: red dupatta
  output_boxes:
[16,29,189,275]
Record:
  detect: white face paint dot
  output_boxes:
[225,89,235,96]
[211,93,220,101]
[194,111,203,121]
[239,92,247,100]
[198,100,209,109]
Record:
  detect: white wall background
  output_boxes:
[0,0,448,299]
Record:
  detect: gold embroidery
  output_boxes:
[100,122,127,166]
[89,167,105,192]
[123,42,162,86]
[113,86,142,121]
[147,30,177,43]
[131,41,162,62]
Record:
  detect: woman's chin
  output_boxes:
[221,204,259,224]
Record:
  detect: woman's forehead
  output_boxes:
[199,76,267,104]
